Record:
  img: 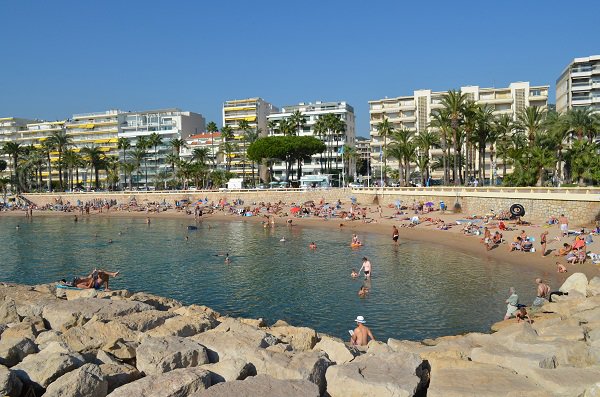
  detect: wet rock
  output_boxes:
[560,272,588,295]
[326,351,423,397]
[189,374,319,397]
[136,336,209,375]
[313,335,356,364]
[43,363,108,397]
[0,365,22,397]
[106,367,211,397]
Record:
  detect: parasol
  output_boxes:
[425,202,434,207]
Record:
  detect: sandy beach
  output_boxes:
[3,200,599,281]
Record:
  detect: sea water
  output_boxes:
[0,216,565,341]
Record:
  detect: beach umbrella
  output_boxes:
[425,202,434,207]
[290,207,301,214]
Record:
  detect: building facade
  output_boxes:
[556,55,600,113]
[267,101,356,184]
[222,98,278,180]
[355,137,372,185]
[0,117,35,178]
[181,132,223,165]
[369,82,549,181]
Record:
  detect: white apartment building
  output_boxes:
[556,55,600,113]
[120,109,205,187]
[369,82,549,181]
[267,101,356,184]
[0,117,34,178]
[222,98,277,179]
[181,132,223,164]
[355,137,372,185]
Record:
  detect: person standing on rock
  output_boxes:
[504,287,519,320]
[350,315,375,346]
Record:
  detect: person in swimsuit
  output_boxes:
[358,285,369,297]
[532,278,550,306]
[309,242,317,250]
[72,269,119,290]
[392,225,399,244]
[350,315,375,346]
[359,257,372,279]
[540,231,548,257]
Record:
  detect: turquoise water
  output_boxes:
[0,216,565,341]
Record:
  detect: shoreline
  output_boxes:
[2,205,598,280]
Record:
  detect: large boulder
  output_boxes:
[147,314,215,338]
[0,337,38,367]
[192,324,274,363]
[42,298,153,330]
[99,363,142,394]
[136,336,209,375]
[43,363,108,397]
[199,358,255,384]
[0,298,20,325]
[326,351,424,397]
[12,342,84,389]
[559,272,589,295]
[521,367,600,396]
[588,276,600,297]
[127,292,182,311]
[470,343,557,374]
[0,365,22,397]
[1,321,38,341]
[173,304,220,322]
[267,325,317,351]
[0,284,58,318]
[113,310,177,332]
[188,374,319,397]
[313,335,356,364]
[106,367,211,397]
[101,339,138,361]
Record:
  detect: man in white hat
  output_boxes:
[350,315,375,346]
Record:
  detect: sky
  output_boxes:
[1,0,599,137]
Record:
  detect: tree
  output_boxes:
[121,162,137,190]
[473,104,496,184]
[80,146,105,189]
[289,110,307,136]
[205,121,218,167]
[62,149,81,191]
[117,137,131,189]
[430,109,452,185]
[238,120,251,182]
[374,118,394,185]
[48,130,73,190]
[1,142,25,193]
[493,114,516,180]
[388,129,416,186]
[0,159,6,173]
[220,126,235,171]
[246,128,260,186]
[148,132,163,189]
[130,147,146,189]
[517,106,546,146]
[565,107,597,143]
[136,136,150,188]
[415,129,439,185]
[439,90,469,185]
[40,139,55,192]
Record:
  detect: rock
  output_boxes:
[43,363,108,397]
[42,298,153,330]
[587,276,600,297]
[326,351,424,397]
[0,299,20,325]
[101,339,137,360]
[127,292,182,311]
[267,325,317,351]
[199,358,255,384]
[99,362,142,394]
[34,330,62,349]
[113,310,176,332]
[173,304,220,322]
[188,374,319,397]
[0,337,38,367]
[22,315,46,334]
[59,318,142,354]
[470,343,557,374]
[560,272,589,295]
[271,319,289,327]
[240,318,266,328]
[1,321,37,341]
[62,288,101,300]
[136,336,209,375]
[427,358,544,397]
[581,382,600,397]
[0,284,58,318]
[313,335,356,364]
[536,322,585,342]
[522,367,600,396]
[106,367,211,397]
[12,342,84,389]
[147,314,214,337]
[0,365,22,397]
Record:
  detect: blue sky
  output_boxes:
[1,0,598,136]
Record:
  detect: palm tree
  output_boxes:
[1,142,26,193]
[493,114,516,181]
[375,118,394,185]
[237,120,251,182]
[267,120,278,135]
[205,121,218,167]
[473,104,496,184]
[80,146,105,189]
[48,129,73,190]
[148,132,163,189]
[430,109,452,185]
[136,136,150,188]
[246,128,260,186]
[439,90,469,185]
[130,147,146,189]
[104,155,120,191]
[543,111,569,183]
[117,137,131,189]
[289,110,306,136]
[192,147,210,164]
[565,107,596,143]
[517,106,546,146]
[415,129,439,185]
[62,149,81,191]
[121,162,136,190]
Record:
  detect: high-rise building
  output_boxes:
[355,137,372,185]
[267,101,356,184]
[369,82,549,181]
[0,117,36,179]
[556,55,600,113]
[222,98,278,179]
[120,109,205,187]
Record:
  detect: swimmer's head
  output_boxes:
[362,257,368,261]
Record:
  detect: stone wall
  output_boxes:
[21,187,600,224]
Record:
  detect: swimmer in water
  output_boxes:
[146,217,151,225]
[280,237,286,242]
[108,239,113,244]
[224,253,231,264]
[309,242,317,249]
[15,225,20,230]
[351,269,359,278]
[185,236,189,241]
[358,285,369,297]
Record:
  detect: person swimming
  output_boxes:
[351,269,359,278]
[309,242,317,249]
[358,285,369,297]
[224,253,231,264]
[280,237,286,242]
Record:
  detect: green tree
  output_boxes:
[136,136,150,188]
[439,90,469,185]
[80,146,105,189]
[517,106,546,146]
[148,132,163,189]
[430,109,452,185]
[565,107,597,143]
[1,142,26,193]
[237,119,251,182]
[415,129,439,185]
[48,130,73,190]
[289,110,307,136]
[205,121,218,167]
[117,137,131,189]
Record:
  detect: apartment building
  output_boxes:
[222,98,278,179]
[267,101,356,184]
[369,82,549,181]
[0,117,35,177]
[120,109,205,187]
[556,55,600,113]
[355,137,372,185]
[181,131,223,164]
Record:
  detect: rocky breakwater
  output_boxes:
[0,275,597,397]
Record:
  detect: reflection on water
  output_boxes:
[0,216,565,341]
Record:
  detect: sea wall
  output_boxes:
[22,187,600,224]
[0,275,599,396]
